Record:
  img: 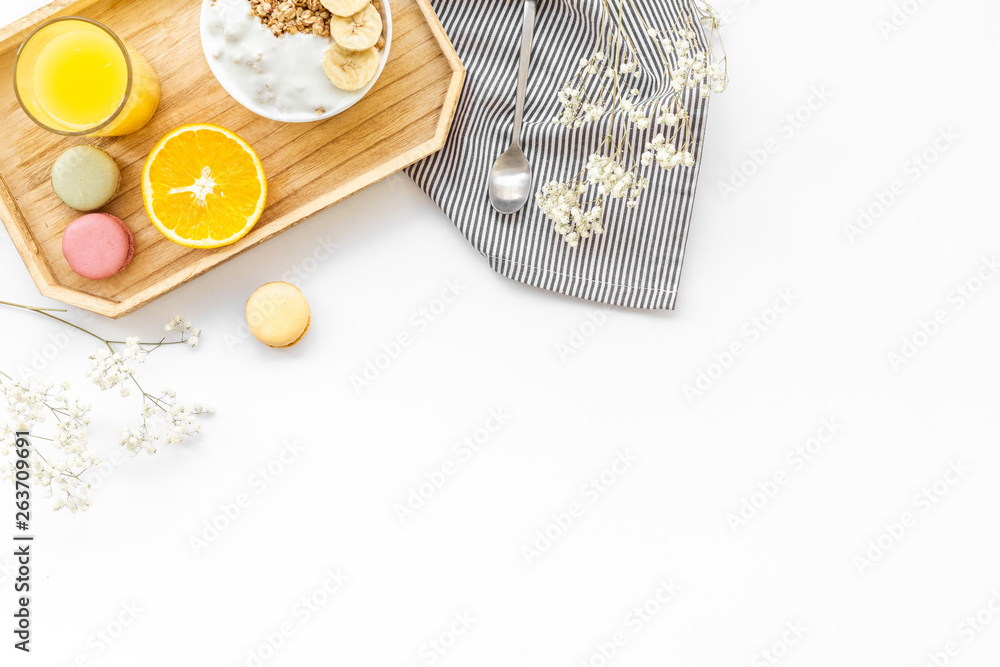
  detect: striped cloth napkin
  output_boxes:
[406,0,710,310]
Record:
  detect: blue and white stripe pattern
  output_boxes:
[407,0,710,309]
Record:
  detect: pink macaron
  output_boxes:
[61,213,135,280]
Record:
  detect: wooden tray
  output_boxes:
[0,0,464,318]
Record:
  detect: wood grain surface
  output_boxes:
[0,0,464,318]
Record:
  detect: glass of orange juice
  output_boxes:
[13,17,160,137]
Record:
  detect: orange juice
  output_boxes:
[14,18,160,136]
[33,28,128,130]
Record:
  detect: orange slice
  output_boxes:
[142,124,267,249]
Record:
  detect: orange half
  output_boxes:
[142,124,267,249]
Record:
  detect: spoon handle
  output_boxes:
[511,0,536,148]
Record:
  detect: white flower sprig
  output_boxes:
[0,301,213,511]
[538,0,729,247]
[0,377,96,512]
[83,315,212,456]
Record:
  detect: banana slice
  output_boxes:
[330,4,383,51]
[320,0,370,18]
[323,43,380,91]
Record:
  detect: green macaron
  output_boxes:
[51,145,121,212]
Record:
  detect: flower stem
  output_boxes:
[0,300,107,344]
[0,300,191,348]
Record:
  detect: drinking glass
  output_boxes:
[13,17,160,136]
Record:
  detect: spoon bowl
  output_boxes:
[489,144,532,214]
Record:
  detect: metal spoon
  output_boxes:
[488,0,536,215]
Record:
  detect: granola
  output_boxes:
[249,0,333,37]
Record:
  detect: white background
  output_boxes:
[2,0,1000,665]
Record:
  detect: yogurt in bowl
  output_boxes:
[200,0,391,123]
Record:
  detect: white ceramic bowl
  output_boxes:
[200,0,391,123]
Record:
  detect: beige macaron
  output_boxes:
[245,282,311,348]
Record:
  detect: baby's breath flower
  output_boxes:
[0,377,96,511]
[0,303,212,512]
[539,2,728,246]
